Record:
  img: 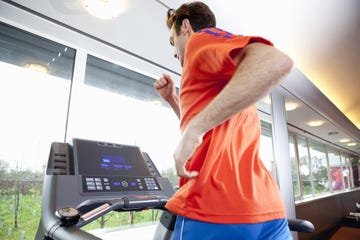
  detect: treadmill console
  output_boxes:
[40,138,175,217]
[73,139,161,194]
[36,138,176,239]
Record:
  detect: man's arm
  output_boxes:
[153,74,180,119]
[191,42,293,134]
[174,43,294,178]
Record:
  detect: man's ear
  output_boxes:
[181,19,192,33]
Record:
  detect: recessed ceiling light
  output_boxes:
[24,63,48,74]
[339,138,351,143]
[285,102,299,111]
[306,120,325,127]
[347,142,357,147]
[82,0,126,20]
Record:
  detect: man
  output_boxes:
[153,2,294,239]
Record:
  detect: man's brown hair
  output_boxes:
[167,2,216,35]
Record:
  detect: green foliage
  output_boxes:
[0,194,41,240]
[0,163,165,239]
[0,159,44,182]
[161,168,178,188]
[0,193,161,239]
[292,181,299,196]
[302,184,312,196]
[0,160,9,181]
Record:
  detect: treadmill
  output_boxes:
[35,138,314,240]
[35,138,176,240]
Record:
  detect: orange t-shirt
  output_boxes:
[165,28,286,224]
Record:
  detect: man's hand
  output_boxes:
[173,125,203,178]
[153,74,176,101]
[153,74,180,118]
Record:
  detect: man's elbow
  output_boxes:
[281,53,294,75]
[249,42,294,75]
[262,43,294,76]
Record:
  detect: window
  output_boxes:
[341,153,352,190]
[0,21,75,239]
[328,148,343,191]
[308,139,329,194]
[258,96,277,181]
[350,155,360,187]
[259,120,277,179]
[68,55,180,176]
[289,134,300,198]
[297,136,312,197]
[67,55,180,232]
[291,135,360,202]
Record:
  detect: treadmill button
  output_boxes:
[122,181,128,187]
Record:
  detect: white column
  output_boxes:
[271,88,297,239]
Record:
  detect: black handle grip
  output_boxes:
[288,218,315,233]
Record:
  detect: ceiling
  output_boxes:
[1,0,359,154]
[185,0,360,131]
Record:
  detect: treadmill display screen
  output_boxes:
[74,139,150,177]
[101,155,134,172]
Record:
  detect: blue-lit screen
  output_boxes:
[101,155,133,171]
[75,139,150,176]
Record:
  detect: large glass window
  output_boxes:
[67,55,180,232]
[291,135,360,202]
[259,120,277,179]
[328,147,343,191]
[289,135,300,198]
[341,153,352,190]
[258,96,278,181]
[350,155,360,187]
[0,21,75,239]
[297,136,312,197]
[308,139,329,194]
[68,55,180,175]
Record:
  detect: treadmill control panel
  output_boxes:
[83,176,160,192]
[72,138,163,194]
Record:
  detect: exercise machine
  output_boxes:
[35,138,175,240]
[35,138,314,240]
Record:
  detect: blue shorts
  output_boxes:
[173,216,293,240]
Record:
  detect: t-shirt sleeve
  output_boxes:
[185,33,273,84]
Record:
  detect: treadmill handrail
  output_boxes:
[288,218,315,233]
